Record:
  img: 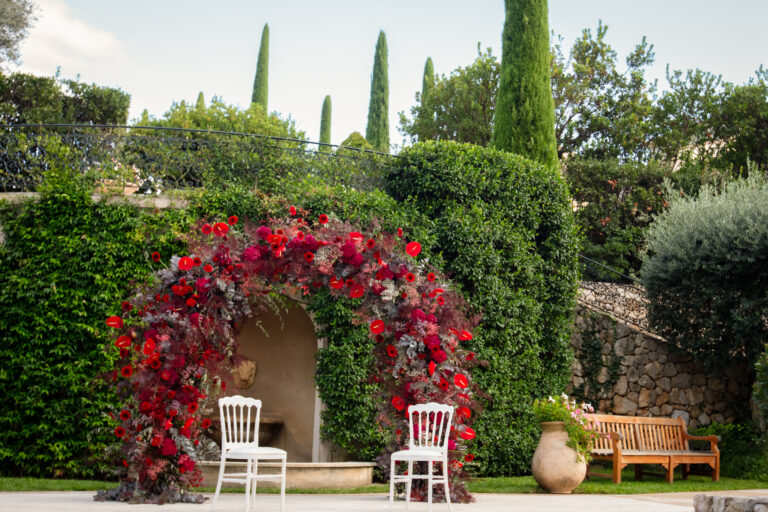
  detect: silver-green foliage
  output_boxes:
[641,175,768,365]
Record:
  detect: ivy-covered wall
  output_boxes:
[0,139,580,479]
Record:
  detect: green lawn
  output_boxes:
[2,467,766,495]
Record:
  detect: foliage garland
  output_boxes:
[99,211,481,503]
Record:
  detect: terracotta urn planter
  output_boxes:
[531,421,587,494]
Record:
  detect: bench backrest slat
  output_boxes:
[588,414,687,452]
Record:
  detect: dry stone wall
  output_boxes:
[569,305,752,428]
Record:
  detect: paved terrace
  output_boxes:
[2,490,768,512]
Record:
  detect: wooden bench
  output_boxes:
[587,414,720,483]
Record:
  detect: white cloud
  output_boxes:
[13,0,121,77]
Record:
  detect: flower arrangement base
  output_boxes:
[531,421,587,494]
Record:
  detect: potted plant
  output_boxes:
[531,394,598,493]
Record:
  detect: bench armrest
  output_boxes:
[596,431,623,453]
[684,433,720,451]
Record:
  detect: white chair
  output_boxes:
[211,395,286,512]
[390,403,454,512]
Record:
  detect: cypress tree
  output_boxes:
[365,30,389,153]
[491,0,558,168]
[251,23,269,111]
[319,95,332,152]
[421,57,434,101]
[195,91,205,110]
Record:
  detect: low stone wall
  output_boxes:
[694,494,768,512]
[569,305,752,428]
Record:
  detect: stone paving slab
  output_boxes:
[1,490,767,512]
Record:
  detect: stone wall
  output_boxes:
[569,305,752,429]
[694,494,768,512]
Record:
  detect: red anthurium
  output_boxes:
[142,338,156,355]
[370,319,385,334]
[178,257,194,271]
[349,284,364,298]
[460,427,476,440]
[212,222,229,237]
[428,361,436,376]
[115,335,131,349]
[329,276,343,289]
[391,396,405,411]
[106,316,123,329]
[459,330,473,341]
[457,406,472,420]
[454,374,469,388]
[405,241,421,258]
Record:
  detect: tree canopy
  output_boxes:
[0,0,35,67]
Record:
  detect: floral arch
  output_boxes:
[101,208,480,503]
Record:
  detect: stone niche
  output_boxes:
[569,305,752,429]
[221,301,319,462]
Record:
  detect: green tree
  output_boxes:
[641,174,768,366]
[552,22,656,161]
[319,94,331,151]
[365,30,389,153]
[0,0,35,67]
[195,91,205,110]
[399,46,500,146]
[422,57,434,102]
[492,0,557,168]
[251,23,269,111]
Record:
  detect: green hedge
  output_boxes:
[385,141,580,475]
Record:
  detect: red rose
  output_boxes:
[120,365,133,378]
[304,252,315,263]
[405,273,416,282]
[228,215,238,225]
[121,301,132,312]
[465,453,475,462]
[201,418,212,429]
[114,427,126,438]
[289,206,297,216]
[106,316,123,329]
[385,344,397,357]
[405,241,421,258]
[188,402,199,413]
[178,257,194,271]
[460,427,476,440]
[119,410,131,421]
[454,374,469,389]
[151,251,161,262]
[366,239,375,249]
[212,222,229,237]
[349,284,364,298]
[318,214,329,224]
[201,223,213,234]
[370,319,385,334]
[391,396,405,411]
[427,272,436,282]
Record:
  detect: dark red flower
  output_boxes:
[161,437,178,456]
[427,272,436,282]
[119,410,131,421]
[186,298,197,307]
[289,206,297,216]
[201,223,213,234]
[121,301,132,312]
[370,319,385,334]
[193,257,202,266]
[392,396,405,411]
[405,241,421,258]
[349,284,364,298]
[114,427,126,438]
[397,228,403,237]
[106,316,123,329]
[465,453,475,462]
[201,418,212,429]
[460,427,476,440]
[454,374,469,389]
[228,215,238,225]
[140,401,152,412]
[385,344,397,358]
[151,251,161,262]
[436,296,445,306]
[203,264,213,272]
[120,365,133,378]
[122,459,129,467]
[465,352,475,361]
[318,214,329,224]
[188,402,199,413]
[143,338,155,355]
[166,390,176,399]
[304,252,314,263]
[438,377,450,391]
[178,257,194,271]
[115,335,131,349]
[366,239,375,249]
[405,273,416,282]
[161,370,171,381]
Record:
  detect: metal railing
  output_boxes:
[0,124,393,193]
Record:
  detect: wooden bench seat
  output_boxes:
[587,414,720,484]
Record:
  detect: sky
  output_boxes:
[12,0,768,146]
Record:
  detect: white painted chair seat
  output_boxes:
[211,395,286,512]
[391,447,445,461]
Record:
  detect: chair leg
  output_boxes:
[211,457,226,511]
[390,459,396,511]
[245,459,252,512]
[406,461,413,510]
[427,461,433,512]
[443,459,452,511]
[280,456,286,512]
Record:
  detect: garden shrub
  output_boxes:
[690,422,768,481]
[385,140,580,475]
[641,175,768,366]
